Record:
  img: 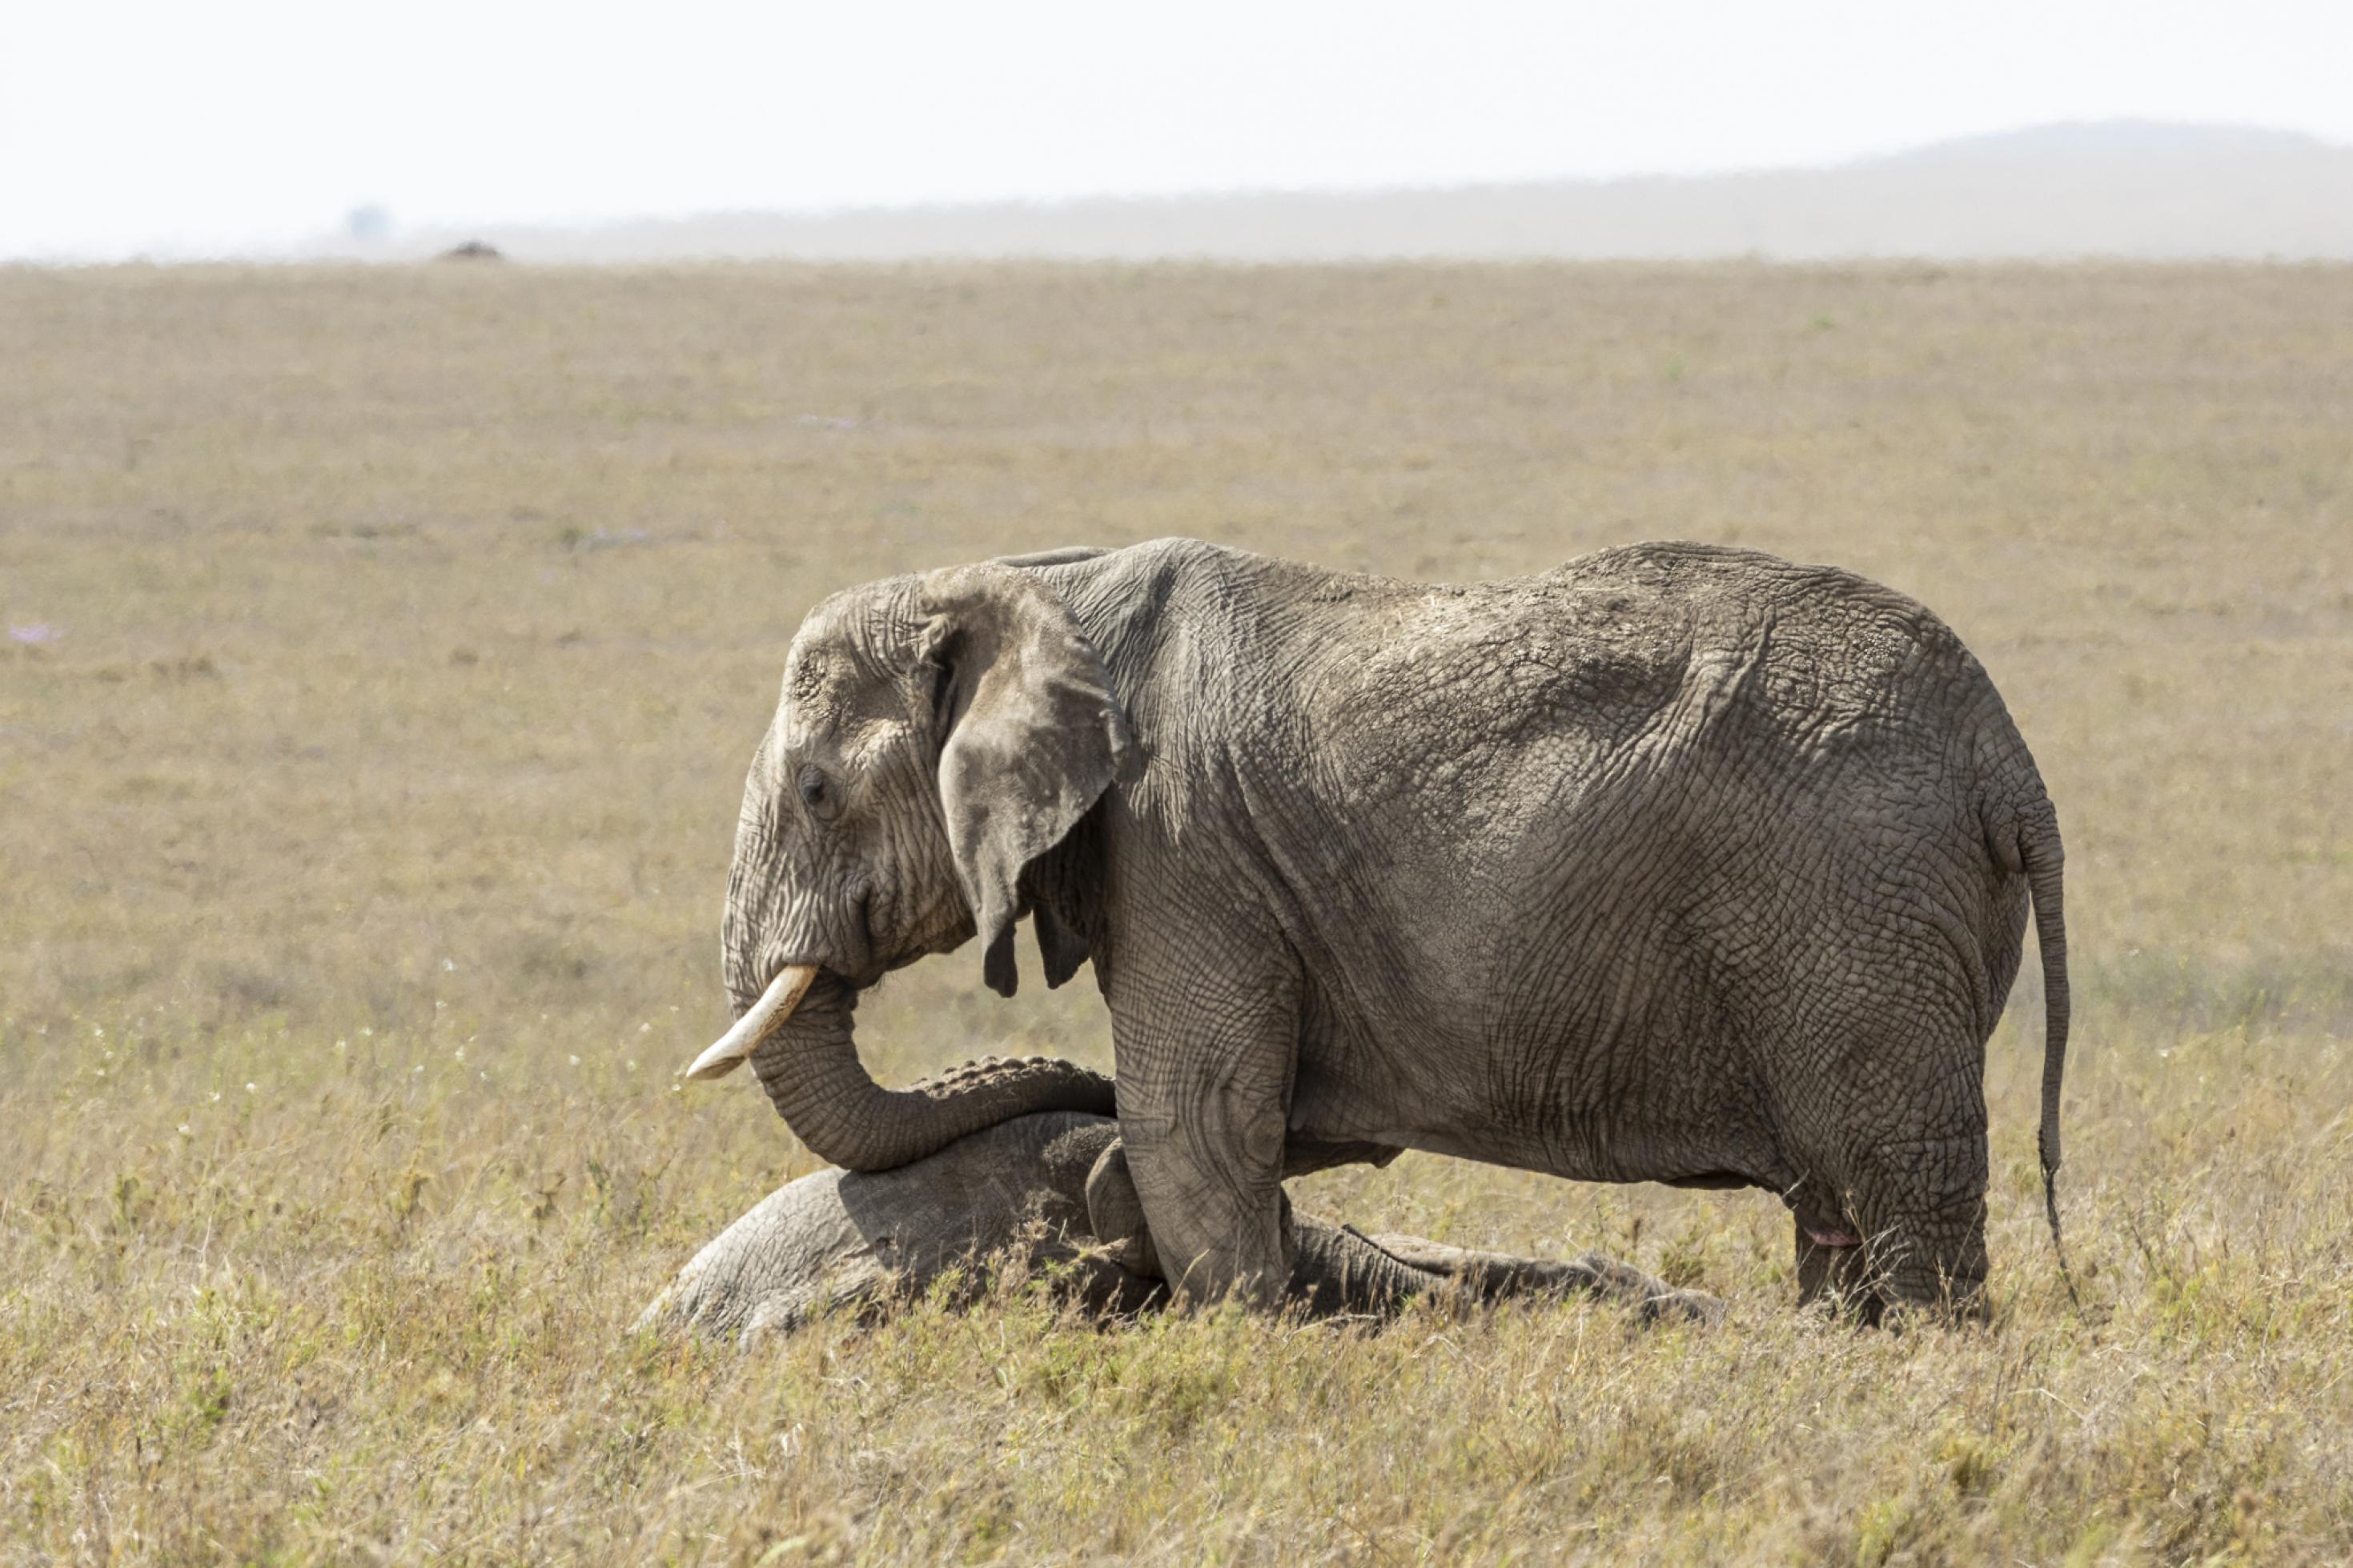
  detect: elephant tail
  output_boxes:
[2017,799,2078,1305]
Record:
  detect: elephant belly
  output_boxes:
[1286,980,1786,1193]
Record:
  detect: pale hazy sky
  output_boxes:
[5,0,2351,259]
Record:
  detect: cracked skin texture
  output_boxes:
[719,537,2067,1317]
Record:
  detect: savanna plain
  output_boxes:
[3,262,2350,1564]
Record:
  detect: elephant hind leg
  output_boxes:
[1871,1197,1992,1323]
[1800,1131,1991,1324]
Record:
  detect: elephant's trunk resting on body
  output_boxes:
[683,970,1114,1173]
[687,968,1115,1175]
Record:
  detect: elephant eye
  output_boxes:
[797,764,837,820]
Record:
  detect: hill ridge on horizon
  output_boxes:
[319,118,2353,264]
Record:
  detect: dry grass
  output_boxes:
[3,261,2349,1563]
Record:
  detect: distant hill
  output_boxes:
[1887,118,2333,161]
[341,121,2353,263]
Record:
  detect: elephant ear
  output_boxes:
[916,563,1133,998]
[1033,900,1094,990]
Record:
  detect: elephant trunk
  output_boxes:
[741,974,1115,1172]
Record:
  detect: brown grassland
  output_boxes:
[2,262,2350,1563]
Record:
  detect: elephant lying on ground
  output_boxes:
[639,1097,1719,1340]
[685,538,2070,1318]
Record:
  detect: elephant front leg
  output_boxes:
[1109,976,1299,1309]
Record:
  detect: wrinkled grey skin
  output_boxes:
[718,539,2068,1317]
[637,1108,1717,1339]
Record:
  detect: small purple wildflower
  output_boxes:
[9,623,58,645]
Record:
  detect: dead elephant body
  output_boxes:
[638,1109,1717,1339]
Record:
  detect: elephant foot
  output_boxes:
[1629,1283,1727,1327]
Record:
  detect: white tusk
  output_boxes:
[681,964,818,1081]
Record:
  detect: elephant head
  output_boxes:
[683,563,1133,1171]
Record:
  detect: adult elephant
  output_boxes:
[685,538,2069,1316]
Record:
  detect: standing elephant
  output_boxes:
[685,539,2069,1317]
